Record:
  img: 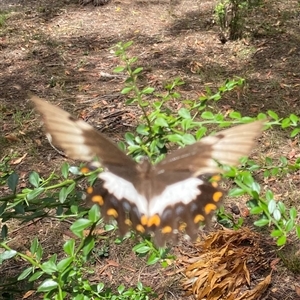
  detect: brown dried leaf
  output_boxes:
[5,134,20,142]
[22,290,35,299]
[236,273,272,300]
[11,153,27,165]
[295,285,300,297]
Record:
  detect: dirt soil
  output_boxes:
[1,0,300,299]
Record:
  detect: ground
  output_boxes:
[1,0,300,299]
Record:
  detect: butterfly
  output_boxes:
[31,95,263,246]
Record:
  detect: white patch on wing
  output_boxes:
[99,172,148,215]
[99,173,203,217]
[149,177,203,216]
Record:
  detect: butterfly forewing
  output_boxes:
[156,121,264,179]
[31,95,263,247]
[31,95,137,179]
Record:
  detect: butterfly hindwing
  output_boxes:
[87,172,224,247]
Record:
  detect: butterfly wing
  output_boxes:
[31,95,137,178]
[142,121,264,245]
[156,121,263,180]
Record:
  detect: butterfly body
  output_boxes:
[31,95,263,246]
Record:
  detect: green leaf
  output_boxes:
[61,162,69,179]
[123,40,133,49]
[257,113,267,120]
[291,128,300,137]
[281,118,290,128]
[178,108,191,119]
[254,218,269,227]
[273,209,281,221]
[285,219,294,232]
[270,229,282,237]
[228,188,245,197]
[118,141,126,152]
[167,134,183,143]
[267,110,278,120]
[1,224,8,239]
[30,237,39,254]
[279,156,287,165]
[0,202,7,216]
[29,270,44,282]
[18,267,33,280]
[118,285,125,294]
[289,207,297,219]
[265,157,272,165]
[83,236,96,257]
[181,119,193,131]
[289,114,299,123]
[147,252,160,265]
[136,124,149,135]
[296,225,300,238]
[88,205,101,223]
[250,206,264,214]
[29,172,40,188]
[125,98,136,105]
[142,87,154,94]
[181,134,196,145]
[268,199,276,214]
[229,111,241,119]
[125,132,136,146]
[155,117,169,127]
[36,244,43,261]
[250,181,261,194]
[104,224,115,231]
[37,279,59,292]
[69,166,80,175]
[277,201,286,214]
[132,67,143,74]
[70,219,93,237]
[7,172,19,193]
[265,190,274,202]
[0,250,17,263]
[201,111,214,119]
[41,260,58,274]
[59,187,67,203]
[113,66,125,73]
[57,257,73,272]
[26,187,44,200]
[133,244,151,254]
[121,87,133,94]
[66,182,75,195]
[196,126,207,139]
[276,235,287,246]
[63,239,75,256]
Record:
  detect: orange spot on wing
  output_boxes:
[194,214,205,224]
[107,208,118,218]
[204,203,217,215]
[213,191,223,202]
[179,222,187,231]
[92,195,104,206]
[125,219,132,226]
[136,224,145,233]
[147,215,161,227]
[87,186,93,194]
[161,226,172,234]
[81,167,90,174]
